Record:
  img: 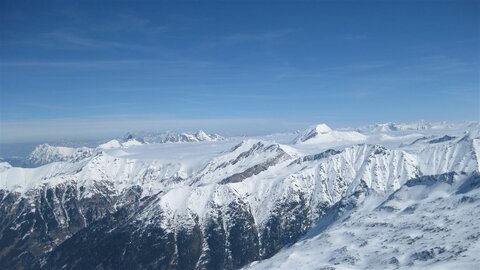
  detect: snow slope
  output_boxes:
[245,172,480,270]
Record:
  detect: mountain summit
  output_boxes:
[294,123,366,144]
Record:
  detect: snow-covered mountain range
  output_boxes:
[0,121,478,269]
[18,130,224,167]
[122,130,225,144]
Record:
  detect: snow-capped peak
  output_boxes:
[195,130,211,140]
[312,123,333,134]
[97,139,123,149]
[294,123,366,145]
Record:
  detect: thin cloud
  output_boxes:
[21,102,135,111]
[42,7,168,36]
[0,59,156,69]
[200,28,299,49]
[223,28,299,43]
[40,31,157,51]
[0,58,212,69]
[273,61,392,79]
[401,55,477,74]
[196,93,298,101]
[22,103,69,110]
[342,34,367,41]
[43,31,104,49]
[85,14,168,35]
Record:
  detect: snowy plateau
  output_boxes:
[0,122,479,270]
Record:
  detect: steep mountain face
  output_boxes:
[0,122,479,270]
[37,142,424,269]
[0,184,138,269]
[415,134,479,175]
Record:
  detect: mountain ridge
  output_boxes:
[0,121,478,269]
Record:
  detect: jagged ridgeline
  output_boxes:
[0,122,479,269]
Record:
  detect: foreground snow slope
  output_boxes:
[245,172,480,270]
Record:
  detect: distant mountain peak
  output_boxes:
[24,143,94,167]
[295,123,366,144]
[312,123,333,133]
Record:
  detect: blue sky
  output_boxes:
[0,1,479,143]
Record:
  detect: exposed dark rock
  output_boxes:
[405,172,456,187]
[0,182,127,269]
[410,247,446,262]
[329,246,359,265]
[428,135,456,144]
[402,204,418,214]
[289,149,341,165]
[220,144,291,184]
[260,192,311,258]
[456,172,480,194]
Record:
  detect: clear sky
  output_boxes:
[0,1,479,143]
